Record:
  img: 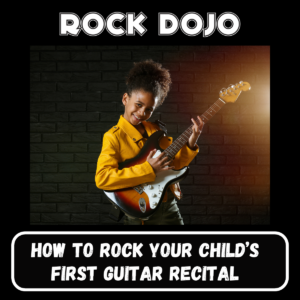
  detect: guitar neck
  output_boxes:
[164,98,226,158]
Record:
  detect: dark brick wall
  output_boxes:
[30,45,270,225]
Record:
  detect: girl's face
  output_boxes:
[122,90,157,126]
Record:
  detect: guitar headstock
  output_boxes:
[219,81,251,103]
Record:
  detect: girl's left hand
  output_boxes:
[187,116,204,149]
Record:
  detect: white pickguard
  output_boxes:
[141,150,187,209]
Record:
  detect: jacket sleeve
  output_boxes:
[95,132,156,190]
[171,143,199,170]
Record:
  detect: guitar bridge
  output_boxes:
[133,185,144,194]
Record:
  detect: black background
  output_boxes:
[7,5,294,295]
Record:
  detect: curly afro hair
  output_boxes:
[125,60,172,107]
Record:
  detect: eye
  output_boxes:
[136,103,142,107]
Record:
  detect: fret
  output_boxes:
[182,132,189,139]
[210,104,218,113]
[203,113,210,121]
[211,104,220,112]
[162,98,226,159]
[201,115,209,122]
[217,99,226,107]
[168,146,176,153]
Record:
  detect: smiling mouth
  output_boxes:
[133,114,143,121]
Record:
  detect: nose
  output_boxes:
[137,108,146,117]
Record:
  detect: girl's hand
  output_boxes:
[147,149,175,174]
[187,116,204,149]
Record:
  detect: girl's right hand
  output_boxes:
[146,149,175,174]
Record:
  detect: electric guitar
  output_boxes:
[104,81,251,220]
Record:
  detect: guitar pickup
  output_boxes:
[133,185,144,194]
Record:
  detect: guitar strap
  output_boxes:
[154,120,167,135]
[108,120,168,223]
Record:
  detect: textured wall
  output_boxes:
[30,45,270,225]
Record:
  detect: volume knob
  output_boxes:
[148,185,153,190]
[151,193,157,197]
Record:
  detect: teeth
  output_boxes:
[133,114,140,120]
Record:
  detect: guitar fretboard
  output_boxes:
[163,98,226,159]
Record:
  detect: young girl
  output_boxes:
[95,60,204,225]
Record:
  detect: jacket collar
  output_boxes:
[117,115,156,142]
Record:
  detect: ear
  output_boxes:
[122,93,129,106]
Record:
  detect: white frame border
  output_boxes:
[11,231,289,292]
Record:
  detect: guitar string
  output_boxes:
[165,98,226,157]
[162,99,226,158]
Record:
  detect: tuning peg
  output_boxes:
[220,88,227,96]
[231,85,235,89]
[239,81,244,86]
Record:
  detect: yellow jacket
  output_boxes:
[95,115,199,200]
